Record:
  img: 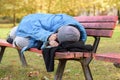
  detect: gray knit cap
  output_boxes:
[57,26,80,43]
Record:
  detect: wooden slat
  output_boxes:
[55,52,92,59]
[55,52,84,59]
[86,29,113,37]
[74,16,118,22]
[94,53,120,63]
[29,48,42,53]
[0,39,42,54]
[0,39,13,47]
[81,22,116,29]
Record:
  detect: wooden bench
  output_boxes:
[0,16,118,80]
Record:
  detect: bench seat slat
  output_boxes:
[86,29,113,37]
[74,16,118,22]
[29,48,42,53]
[55,52,92,59]
[0,39,42,54]
[0,39,13,47]
[55,52,77,59]
[94,53,120,63]
[81,22,116,29]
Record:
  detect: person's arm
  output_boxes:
[32,21,59,48]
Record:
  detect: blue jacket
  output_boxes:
[16,13,87,49]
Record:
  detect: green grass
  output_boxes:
[0,24,120,80]
[0,28,11,39]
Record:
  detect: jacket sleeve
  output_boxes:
[76,22,87,42]
[31,21,54,49]
[32,20,53,41]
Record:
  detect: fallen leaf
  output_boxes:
[27,71,40,77]
[41,76,49,80]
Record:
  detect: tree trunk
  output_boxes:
[12,5,16,27]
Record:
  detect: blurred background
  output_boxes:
[0,0,120,27]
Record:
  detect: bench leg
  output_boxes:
[17,50,28,66]
[54,60,67,80]
[113,63,120,68]
[0,46,6,63]
[80,58,93,80]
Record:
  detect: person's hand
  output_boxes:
[48,33,57,41]
[48,33,59,47]
[49,40,59,47]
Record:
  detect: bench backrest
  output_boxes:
[74,16,118,37]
